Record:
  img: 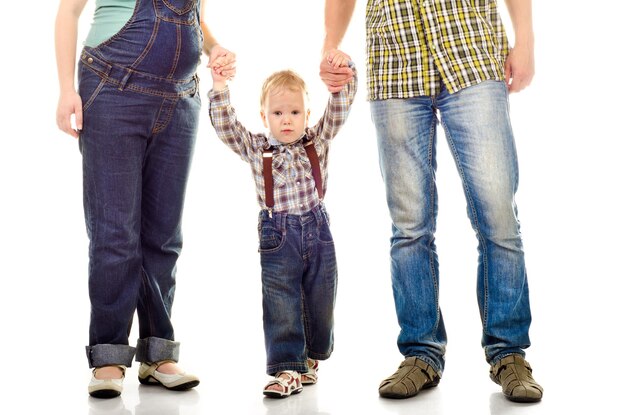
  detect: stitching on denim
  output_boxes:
[152,98,177,134]
[132,16,160,69]
[155,0,197,25]
[82,76,107,114]
[439,117,489,330]
[167,24,182,79]
[426,101,442,342]
[162,0,195,15]
[86,51,195,85]
[92,0,141,49]
[301,289,312,354]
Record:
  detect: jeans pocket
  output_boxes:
[258,221,285,253]
[317,215,334,245]
[78,62,107,115]
[156,0,197,24]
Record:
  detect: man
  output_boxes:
[320,0,543,403]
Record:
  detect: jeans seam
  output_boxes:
[427,109,441,342]
[167,24,182,79]
[131,18,160,69]
[439,118,490,330]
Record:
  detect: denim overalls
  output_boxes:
[78,0,202,368]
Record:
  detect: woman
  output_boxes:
[55,0,234,398]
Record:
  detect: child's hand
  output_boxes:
[326,49,352,69]
[320,49,353,93]
[208,45,236,91]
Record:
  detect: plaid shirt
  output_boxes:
[208,70,357,215]
[366,0,510,99]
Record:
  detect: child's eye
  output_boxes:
[273,111,282,116]
[292,111,300,115]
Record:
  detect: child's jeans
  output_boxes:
[258,204,337,375]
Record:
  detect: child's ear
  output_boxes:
[306,109,311,126]
[260,110,268,128]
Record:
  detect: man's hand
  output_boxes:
[320,49,353,93]
[504,43,535,93]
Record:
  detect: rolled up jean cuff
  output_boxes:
[135,336,180,363]
[86,344,136,368]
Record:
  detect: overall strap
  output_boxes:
[262,138,324,214]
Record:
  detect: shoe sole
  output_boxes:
[89,389,121,399]
[263,387,303,399]
[139,376,200,391]
[379,379,440,399]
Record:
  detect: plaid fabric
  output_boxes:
[366,0,510,99]
[209,69,357,214]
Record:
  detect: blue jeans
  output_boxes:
[78,0,202,368]
[258,205,337,375]
[370,81,532,373]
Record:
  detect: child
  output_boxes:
[208,55,356,398]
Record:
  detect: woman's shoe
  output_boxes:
[301,358,319,385]
[138,360,199,391]
[263,370,303,398]
[88,365,126,399]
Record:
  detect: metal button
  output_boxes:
[87,57,94,64]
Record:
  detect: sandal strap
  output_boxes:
[264,370,300,392]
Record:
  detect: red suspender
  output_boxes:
[262,137,324,214]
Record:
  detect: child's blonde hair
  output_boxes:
[260,70,309,109]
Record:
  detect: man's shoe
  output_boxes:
[490,354,543,403]
[138,360,200,391]
[379,356,440,399]
[88,365,125,399]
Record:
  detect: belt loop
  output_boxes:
[118,68,133,91]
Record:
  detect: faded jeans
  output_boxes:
[370,80,532,374]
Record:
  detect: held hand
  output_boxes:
[504,43,535,93]
[56,90,83,139]
[319,49,353,93]
[209,45,236,80]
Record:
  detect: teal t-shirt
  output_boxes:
[84,0,135,47]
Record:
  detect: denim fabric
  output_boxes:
[370,80,532,373]
[78,0,202,368]
[258,205,337,375]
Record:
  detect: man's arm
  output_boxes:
[320,0,356,92]
[503,0,535,93]
[323,0,357,52]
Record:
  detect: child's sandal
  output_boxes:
[263,370,303,398]
[302,358,319,385]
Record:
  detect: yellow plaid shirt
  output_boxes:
[366,0,510,99]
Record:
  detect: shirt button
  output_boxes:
[296,181,301,185]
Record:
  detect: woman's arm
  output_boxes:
[200,0,236,79]
[55,0,89,138]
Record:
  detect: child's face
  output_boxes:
[261,88,310,144]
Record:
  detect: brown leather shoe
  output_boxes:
[490,354,543,403]
[379,357,440,399]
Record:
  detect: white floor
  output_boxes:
[5,340,620,415]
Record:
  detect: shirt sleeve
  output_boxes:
[208,87,263,163]
[311,63,358,141]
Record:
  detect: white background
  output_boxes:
[1,1,624,414]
